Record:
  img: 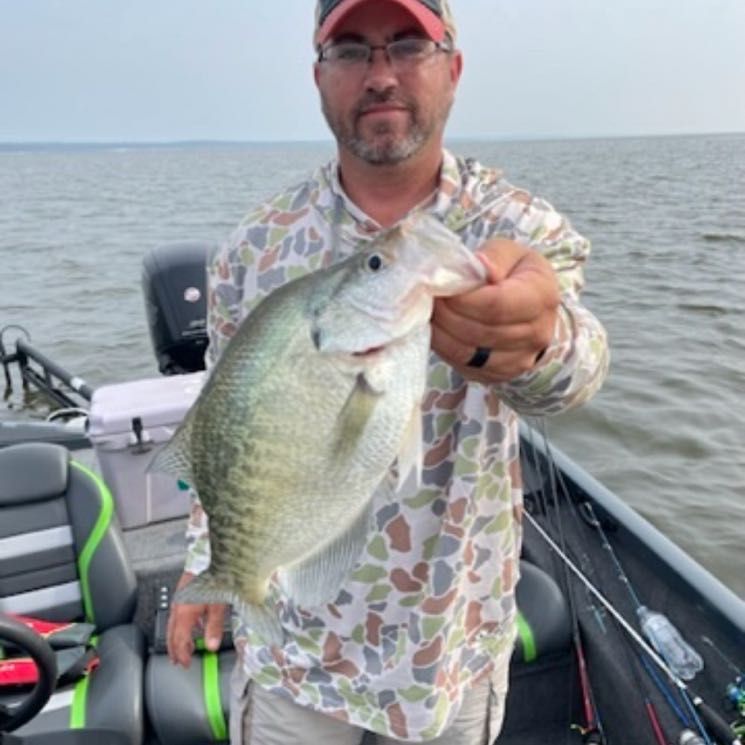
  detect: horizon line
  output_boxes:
[1,129,743,149]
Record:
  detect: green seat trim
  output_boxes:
[516,611,537,663]
[71,461,114,625]
[69,674,90,728]
[69,635,98,729]
[202,650,228,741]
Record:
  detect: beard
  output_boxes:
[346,120,426,165]
[321,88,453,166]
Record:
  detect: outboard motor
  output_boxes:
[142,241,215,375]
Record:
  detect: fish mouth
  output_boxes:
[352,345,385,357]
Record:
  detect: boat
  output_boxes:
[1,243,743,745]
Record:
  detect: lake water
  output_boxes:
[1,133,743,597]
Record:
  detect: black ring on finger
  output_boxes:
[466,346,491,368]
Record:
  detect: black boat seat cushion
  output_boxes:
[513,559,572,664]
[146,647,235,745]
[0,442,145,745]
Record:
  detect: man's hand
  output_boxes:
[431,238,560,383]
[166,571,227,668]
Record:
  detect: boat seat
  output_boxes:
[145,646,235,745]
[513,560,572,664]
[0,442,145,745]
[144,563,571,745]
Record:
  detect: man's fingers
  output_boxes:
[432,299,543,352]
[204,603,227,651]
[432,324,544,382]
[475,251,505,284]
[166,602,228,666]
[167,603,205,668]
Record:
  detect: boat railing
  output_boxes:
[1,327,93,411]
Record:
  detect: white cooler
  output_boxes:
[87,372,205,529]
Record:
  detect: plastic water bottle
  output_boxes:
[637,605,704,680]
[679,729,706,745]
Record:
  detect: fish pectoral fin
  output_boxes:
[360,355,396,394]
[277,499,373,609]
[148,413,196,487]
[332,374,379,458]
[396,404,423,491]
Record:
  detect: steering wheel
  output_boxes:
[0,613,57,733]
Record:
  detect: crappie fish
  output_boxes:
[151,214,486,645]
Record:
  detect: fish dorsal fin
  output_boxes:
[396,404,423,491]
[147,413,196,487]
[276,497,375,609]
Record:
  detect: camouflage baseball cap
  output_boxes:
[315,0,457,47]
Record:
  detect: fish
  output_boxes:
[150,213,486,645]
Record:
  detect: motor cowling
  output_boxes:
[142,241,214,375]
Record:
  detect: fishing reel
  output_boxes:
[726,679,745,738]
[727,678,745,715]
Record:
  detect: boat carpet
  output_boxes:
[495,726,583,744]
[496,653,581,744]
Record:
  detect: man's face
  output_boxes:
[314,1,462,166]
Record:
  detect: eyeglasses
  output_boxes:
[318,38,452,72]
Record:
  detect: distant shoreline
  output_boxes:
[1,130,743,152]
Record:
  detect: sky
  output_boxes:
[1,0,744,143]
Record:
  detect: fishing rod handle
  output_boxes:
[694,697,744,745]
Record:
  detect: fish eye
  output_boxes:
[366,254,384,272]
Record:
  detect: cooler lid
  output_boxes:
[87,372,205,438]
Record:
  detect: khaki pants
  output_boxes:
[229,661,509,745]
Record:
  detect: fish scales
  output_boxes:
[192,277,372,581]
[150,214,486,645]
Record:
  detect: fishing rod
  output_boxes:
[525,422,745,745]
[571,504,686,744]
[533,434,607,744]
[621,632,671,745]
[526,424,675,744]
[700,638,743,681]
[528,486,676,745]
[531,434,698,743]
[524,510,743,745]
[565,493,676,744]
[578,500,717,745]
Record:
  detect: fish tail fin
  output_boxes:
[175,572,285,648]
[235,600,285,648]
[172,570,233,606]
[148,413,196,487]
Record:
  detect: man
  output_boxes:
[168,1,609,743]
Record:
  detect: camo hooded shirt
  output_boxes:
[184,149,609,741]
